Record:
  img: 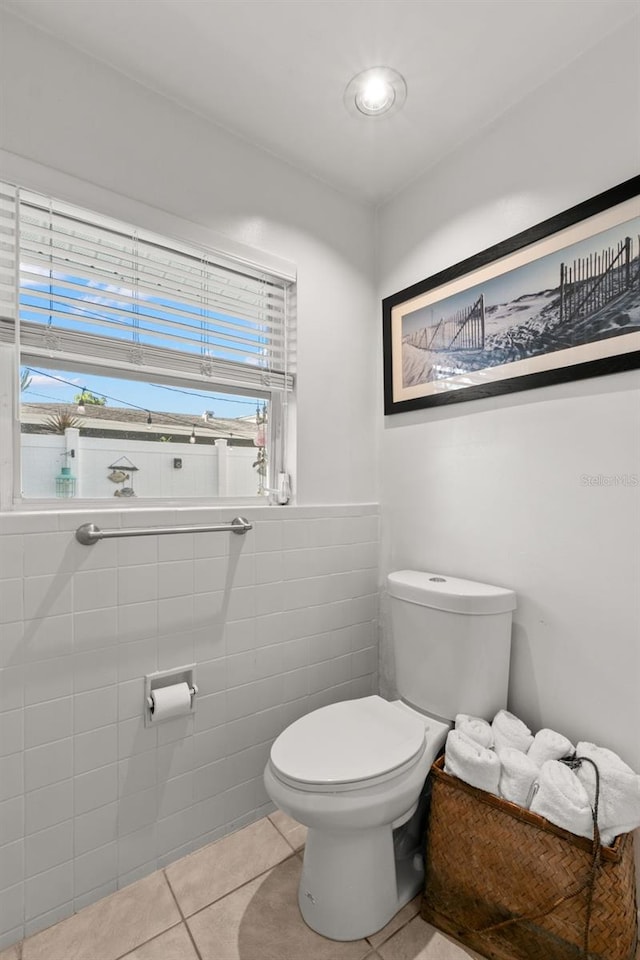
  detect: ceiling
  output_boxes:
[1,0,638,203]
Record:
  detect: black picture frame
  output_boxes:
[382,176,640,415]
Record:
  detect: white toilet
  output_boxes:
[263,570,516,941]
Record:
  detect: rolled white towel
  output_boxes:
[528,728,575,767]
[499,747,540,808]
[444,729,501,796]
[455,713,494,749]
[530,760,594,840]
[492,709,534,754]
[575,742,640,846]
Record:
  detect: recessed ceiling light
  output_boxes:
[344,66,407,119]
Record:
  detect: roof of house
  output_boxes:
[21,403,259,443]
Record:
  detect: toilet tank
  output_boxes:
[388,570,516,722]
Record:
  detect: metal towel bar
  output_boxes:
[75,516,252,545]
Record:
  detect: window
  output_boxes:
[0,182,294,503]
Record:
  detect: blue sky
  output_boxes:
[19,265,268,419]
[21,367,261,421]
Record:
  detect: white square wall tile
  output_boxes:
[24,697,73,749]
[117,601,158,643]
[118,750,158,797]
[0,622,23,670]
[74,724,118,775]
[23,533,70,578]
[23,575,72,620]
[228,553,255,587]
[0,796,24,846]
[157,771,194,817]
[21,614,73,663]
[193,557,226,594]
[117,716,157,760]
[117,535,158,566]
[254,582,282,617]
[254,520,283,553]
[74,801,118,856]
[25,819,73,877]
[156,808,197,858]
[0,882,25,938]
[24,738,73,792]
[73,763,118,816]
[73,841,118,897]
[118,678,144,721]
[0,709,23,757]
[74,685,118,734]
[73,607,118,652]
[158,534,194,562]
[24,900,74,939]
[157,560,194,598]
[117,824,157,877]
[117,786,157,837]
[255,551,283,584]
[0,536,23,580]
[73,878,117,914]
[74,568,118,612]
[157,735,195,781]
[157,596,193,635]
[117,636,157,683]
[0,665,23,713]
[73,647,117,694]
[25,779,73,835]
[0,581,23,624]
[194,691,226,732]
[193,531,227,559]
[0,838,23,892]
[0,753,23,802]
[157,631,194,670]
[195,657,227,695]
[117,564,158,605]
[24,657,72,706]
[24,861,73,924]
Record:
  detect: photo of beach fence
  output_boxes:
[401,219,640,389]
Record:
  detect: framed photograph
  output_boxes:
[382,177,640,415]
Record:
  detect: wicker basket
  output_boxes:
[421,757,638,960]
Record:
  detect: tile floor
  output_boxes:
[0,811,483,960]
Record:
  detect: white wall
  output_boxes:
[377,24,640,765]
[0,504,379,946]
[0,12,381,949]
[0,10,378,507]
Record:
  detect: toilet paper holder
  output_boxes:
[144,665,198,726]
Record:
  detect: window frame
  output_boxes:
[0,165,296,512]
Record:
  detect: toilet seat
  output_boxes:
[270,695,427,792]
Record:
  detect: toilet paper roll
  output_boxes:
[150,682,192,722]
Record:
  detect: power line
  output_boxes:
[22,367,260,436]
[148,382,258,407]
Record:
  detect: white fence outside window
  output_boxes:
[21,430,259,500]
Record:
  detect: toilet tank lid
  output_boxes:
[388,570,516,615]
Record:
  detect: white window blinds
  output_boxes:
[2,187,294,394]
[0,183,17,326]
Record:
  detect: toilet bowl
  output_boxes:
[264,570,516,942]
[264,695,450,941]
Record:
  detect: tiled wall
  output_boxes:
[0,503,379,949]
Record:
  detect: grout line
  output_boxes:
[162,868,186,922]
[182,919,204,960]
[112,920,185,960]
[266,812,301,853]
[183,850,300,924]
[162,873,203,960]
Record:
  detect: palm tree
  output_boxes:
[43,410,82,434]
